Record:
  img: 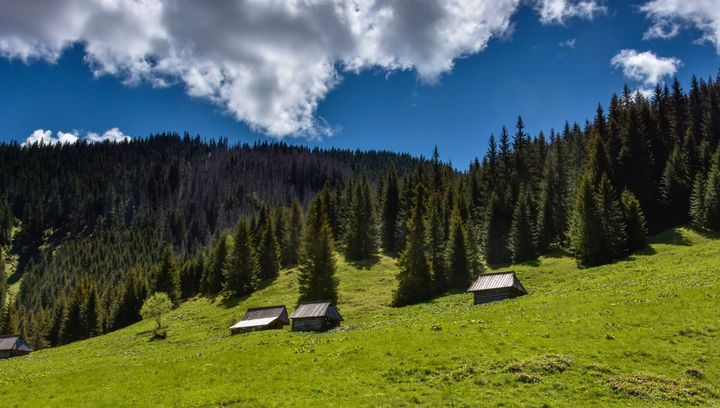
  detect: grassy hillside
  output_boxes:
[2,228,719,407]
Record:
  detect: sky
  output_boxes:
[1,0,719,168]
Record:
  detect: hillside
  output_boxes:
[1,228,718,407]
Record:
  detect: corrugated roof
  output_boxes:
[290,302,343,321]
[467,272,527,294]
[242,306,288,323]
[230,317,279,329]
[0,335,32,352]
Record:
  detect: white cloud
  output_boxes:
[611,49,681,85]
[534,0,607,25]
[0,1,608,139]
[640,0,720,53]
[22,128,133,147]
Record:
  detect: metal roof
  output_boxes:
[467,272,527,294]
[0,335,32,352]
[290,302,343,321]
[242,306,289,323]
[230,317,280,330]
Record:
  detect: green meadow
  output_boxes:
[2,228,719,407]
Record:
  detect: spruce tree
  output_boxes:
[286,199,304,265]
[152,245,181,304]
[445,208,470,290]
[482,193,511,265]
[393,181,433,307]
[1,296,18,335]
[568,172,605,268]
[59,293,83,344]
[297,195,338,305]
[274,206,290,267]
[595,174,628,261]
[223,218,255,297]
[81,284,102,338]
[620,190,648,252]
[256,213,280,281]
[702,149,720,230]
[344,174,378,260]
[203,233,229,295]
[536,137,567,252]
[427,194,447,293]
[660,144,691,227]
[0,248,5,330]
[508,186,537,264]
[690,173,707,229]
[381,163,400,253]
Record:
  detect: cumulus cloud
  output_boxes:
[611,49,681,86]
[534,0,606,25]
[0,1,606,139]
[22,128,133,147]
[641,0,720,53]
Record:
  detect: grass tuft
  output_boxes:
[608,372,715,405]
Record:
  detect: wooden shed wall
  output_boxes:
[473,288,523,305]
[291,317,340,332]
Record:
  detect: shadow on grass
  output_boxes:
[346,255,380,270]
[543,248,572,259]
[649,228,692,246]
[218,274,279,309]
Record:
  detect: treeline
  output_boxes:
[3,71,720,347]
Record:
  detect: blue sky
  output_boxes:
[1,0,719,168]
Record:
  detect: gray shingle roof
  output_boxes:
[290,302,343,321]
[242,306,289,323]
[467,272,527,294]
[0,335,32,353]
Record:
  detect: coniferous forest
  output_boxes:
[2,73,720,349]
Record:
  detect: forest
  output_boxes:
[2,72,720,349]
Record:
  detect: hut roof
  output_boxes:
[290,302,343,321]
[0,335,32,353]
[467,272,527,294]
[229,306,289,331]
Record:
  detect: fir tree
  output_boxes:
[0,248,5,330]
[81,284,102,338]
[1,296,18,335]
[152,245,181,304]
[568,172,605,268]
[427,194,447,293]
[620,190,648,252]
[536,136,567,251]
[256,214,280,281]
[59,292,83,344]
[595,174,628,261]
[445,208,470,290]
[508,186,537,264]
[381,163,400,253]
[297,194,338,305]
[660,144,691,227]
[224,218,256,297]
[702,149,720,230]
[690,173,707,229]
[393,181,433,307]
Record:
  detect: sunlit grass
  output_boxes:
[1,228,719,407]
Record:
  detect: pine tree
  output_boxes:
[620,190,648,252]
[508,186,537,264]
[381,163,400,253]
[152,245,181,304]
[256,213,280,281]
[285,199,304,265]
[297,194,338,305]
[482,193,511,265]
[223,218,255,297]
[445,207,470,290]
[393,181,433,307]
[344,174,378,260]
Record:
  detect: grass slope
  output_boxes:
[1,228,719,407]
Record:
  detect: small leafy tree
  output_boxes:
[140,292,173,336]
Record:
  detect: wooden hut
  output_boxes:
[229,305,289,334]
[0,335,32,359]
[467,271,527,305]
[289,302,343,332]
